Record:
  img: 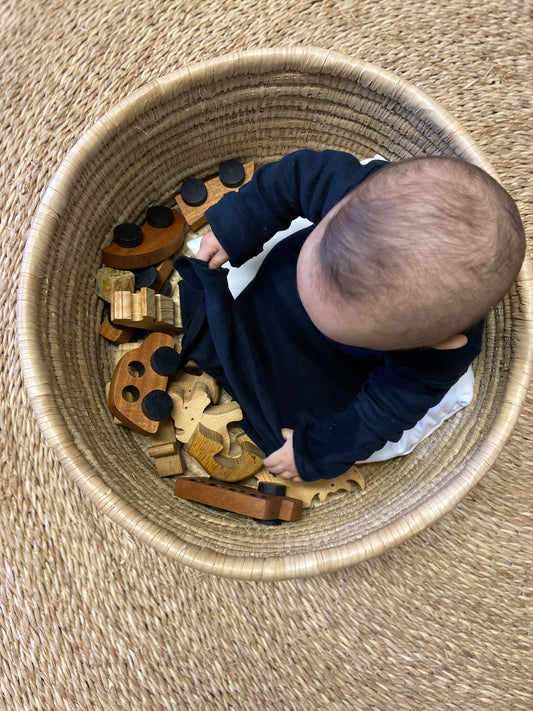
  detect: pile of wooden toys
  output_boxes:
[96,160,306,523]
[97,159,364,522]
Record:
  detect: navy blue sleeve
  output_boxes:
[204,149,388,267]
[292,323,484,481]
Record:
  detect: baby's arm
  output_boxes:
[291,345,481,481]
[204,150,387,268]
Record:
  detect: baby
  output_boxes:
[174,150,525,482]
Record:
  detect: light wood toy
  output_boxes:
[168,370,220,405]
[173,477,303,523]
[199,403,244,453]
[170,378,239,448]
[148,417,184,477]
[256,463,365,509]
[175,161,254,231]
[96,266,135,303]
[99,259,176,344]
[107,332,179,435]
[169,371,259,482]
[102,207,185,269]
[171,384,213,444]
[187,423,264,482]
[111,287,181,332]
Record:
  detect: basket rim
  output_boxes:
[16,46,533,580]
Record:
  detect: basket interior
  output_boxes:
[18,50,528,578]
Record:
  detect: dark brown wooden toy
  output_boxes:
[99,315,136,344]
[107,332,179,435]
[175,161,254,231]
[173,477,303,522]
[102,207,185,269]
[187,423,264,482]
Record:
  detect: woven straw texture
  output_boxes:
[3,1,532,709]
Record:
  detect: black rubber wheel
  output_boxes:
[113,223,143,248]
[141,389,174,421]
[258,481,287,497]
[133,266,159,290]
[150,346,180,376]
[218,159,245,188]
[146,205,174,228]
[158,280,172,297]
[180,178,208,206]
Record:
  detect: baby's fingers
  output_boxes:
[279,472,302,482]
[208,250,229,269]
[196,231,228,268]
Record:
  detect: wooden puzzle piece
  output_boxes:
[175,161,254,231]
[173,477,303,523]
[186,423,264,482]
[168,369,259,482]
[168,370,220,404]
[111,287,181,332]
[102,206,185,269]
[99,314,136,344]
[171,385,212,444]
[99,259,177,343]
[168,369,222,443]
[148,417,184,477]
[107,332,179,435]
[96,266,135,302]
[256,463,365,508]
[200,402,244,452]
[170,378,241,449]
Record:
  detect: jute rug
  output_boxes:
[1,1,531,709]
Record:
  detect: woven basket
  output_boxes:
[17,48,533,580]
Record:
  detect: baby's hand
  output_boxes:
[263,429,302,482]
[196,230,229,269]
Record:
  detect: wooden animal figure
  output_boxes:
[170,374,239,448]
[186,423,264,482]
[175,160,254,231]
[255,464,366,508]
[168,370,220,405]
[102,205,185,269]
[173,477,303,523]
[168,369,260,482]
[107,332,180,435]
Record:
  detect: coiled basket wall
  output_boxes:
[17,48,533,580]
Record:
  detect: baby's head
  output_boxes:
[297,156,526,351]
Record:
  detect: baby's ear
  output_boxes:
[431,334,468,350]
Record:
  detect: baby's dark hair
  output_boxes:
[318,156,526,347]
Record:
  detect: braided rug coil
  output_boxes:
[2,1,532,709]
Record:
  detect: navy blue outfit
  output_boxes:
[174,150,483,481]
